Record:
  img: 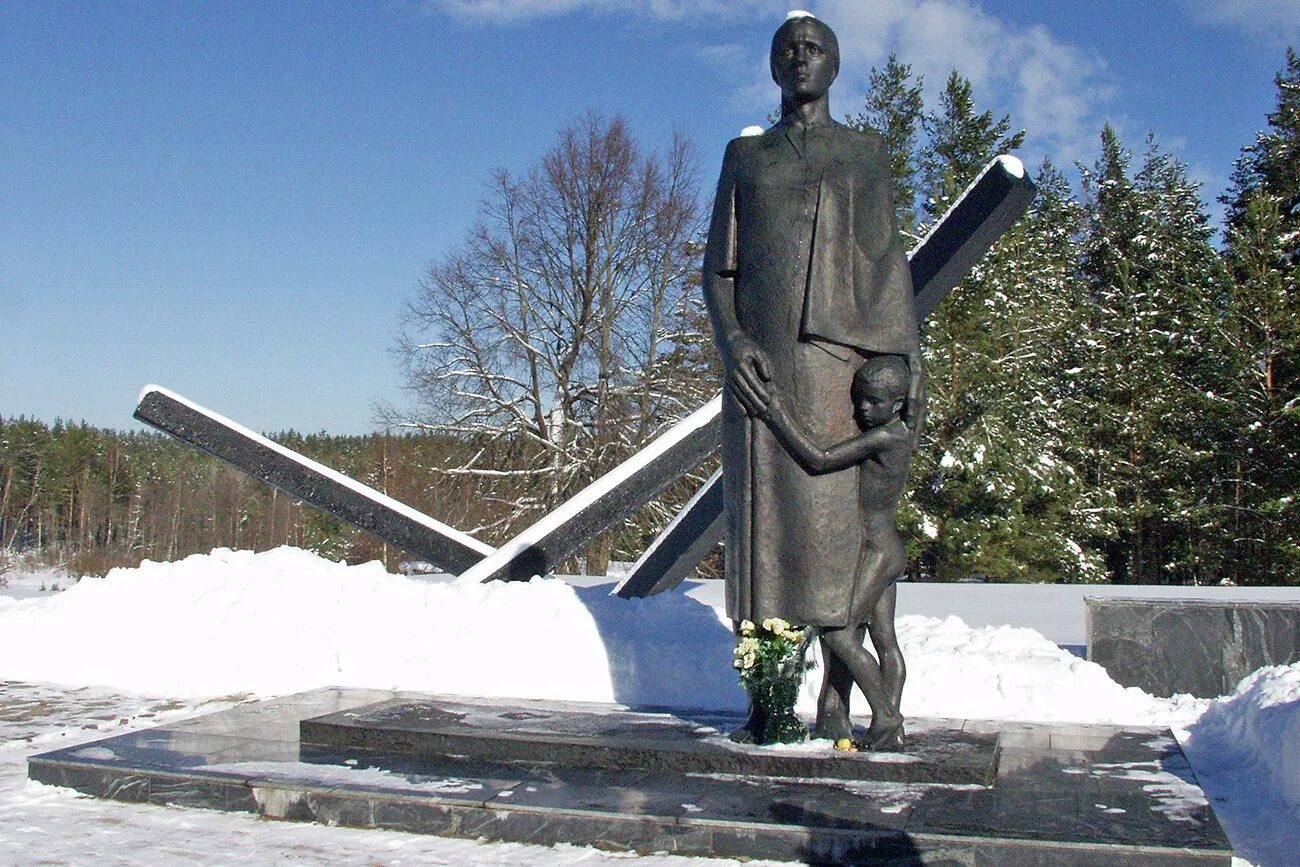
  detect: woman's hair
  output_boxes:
[852,355,909,400]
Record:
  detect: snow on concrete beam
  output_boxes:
[134,386,494,573]
[457,397,723,585]
[908,154,1037,319]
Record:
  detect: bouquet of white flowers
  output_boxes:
[733,617,814,745]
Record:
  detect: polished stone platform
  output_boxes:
[28,688,1232,865]
[300,696,998,785]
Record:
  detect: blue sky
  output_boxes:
[3,0,1298,434]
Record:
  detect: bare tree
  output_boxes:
[391,113,708,565]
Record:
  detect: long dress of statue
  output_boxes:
[702,16,922,742]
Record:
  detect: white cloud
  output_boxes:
[428,0,1115,167]
[1181,0,1300,46]
[428,0,584,22]
[814,0,1112,167]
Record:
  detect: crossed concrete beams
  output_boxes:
[133,387,719,582]
[135,156,1035,594]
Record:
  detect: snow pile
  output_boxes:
[0,547,741,708]
[1177,664,1300,867]
[2,547,1298,865]
[1,546,1208,729]
[891,615,1209,726]
[1181,663,1300,808]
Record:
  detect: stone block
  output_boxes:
[1087,597,1300,697]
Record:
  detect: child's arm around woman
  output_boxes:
[760,395,910,475]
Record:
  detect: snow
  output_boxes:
[1,546,1295,866]
[0,566,72,601]
[0,547,741,708]
[1177,665,1300,867]
[996,153,1026,179]
[614,466,722,597]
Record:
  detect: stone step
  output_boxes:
[299,696,999,786]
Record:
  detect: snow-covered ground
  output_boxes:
[1,547,1296,866]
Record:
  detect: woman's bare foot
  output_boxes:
[812,705,853,742]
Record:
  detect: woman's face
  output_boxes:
[771,21,838,104]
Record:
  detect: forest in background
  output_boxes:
[0,418,709,580]
[3,49,1296,586]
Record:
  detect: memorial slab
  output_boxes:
[1087,596,1300,697]
[298,695,998,786]
[29,688,1233,865]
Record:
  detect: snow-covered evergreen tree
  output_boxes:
[1217,49,1300,585]
[905,157,1104,582]
[920,71,1025,218]
[896,72,1104,581]
[1078,128,1230,584]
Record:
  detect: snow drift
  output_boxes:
[0,546,1207,729]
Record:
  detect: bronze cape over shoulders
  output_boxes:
[703,119,917,628]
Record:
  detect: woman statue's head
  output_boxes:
[770,14,840,109]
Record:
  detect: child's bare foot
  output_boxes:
[861,714,905,751]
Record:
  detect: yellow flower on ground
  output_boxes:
[739,619,756,636]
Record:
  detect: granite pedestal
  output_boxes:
[28,688,1232,865]
[1088,596,1300,697]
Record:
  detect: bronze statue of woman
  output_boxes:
[702,13,924,748]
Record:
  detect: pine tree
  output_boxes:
[1224,48,1300,242]
[920,71,1026,218]
[898,71,1106,581]
[849,54,925,238]
[1078,127,1230,584]
[1217,49,1300,585]
[903,158,1103,582]
[1220,190,1300,583]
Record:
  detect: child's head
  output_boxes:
[851,355,908,429]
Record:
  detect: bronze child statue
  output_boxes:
[760,355,913,749]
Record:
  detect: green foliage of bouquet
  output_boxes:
[733,617,814,745]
